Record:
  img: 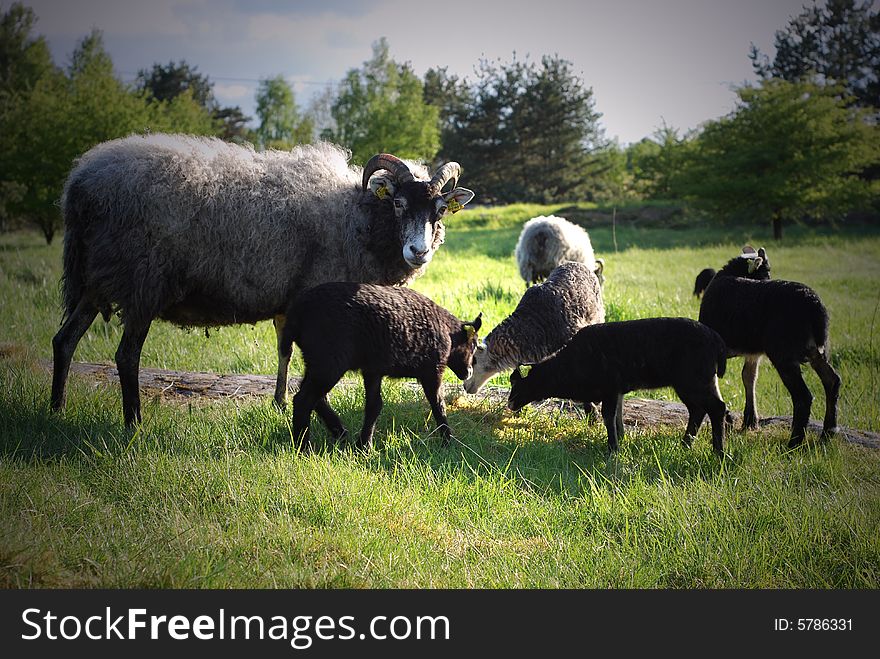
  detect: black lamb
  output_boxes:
[279,282,482,449]
[699,246,840,447]
[507,318,729,454]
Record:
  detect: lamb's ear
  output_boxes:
[472,312,482,332]
[594,259,604,276]
[369,175,397,199]
[442,187,475,214]
[747,257,764,274]
[463,312,482,339]
[757,247,767,259]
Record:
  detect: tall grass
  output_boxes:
[1,205,879,588]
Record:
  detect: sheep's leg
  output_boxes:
[115,317,152,427]
[704,385,727,456]
[420,374,451,443]
[601,393,623,452]
[741,355,761,430]
[772,361,813,448]
[359,372,383,450]
[51,298,99,413]
[584,402,601,425]
[273,314,290,409]
[291,373,327,450]
[314,395,347,441]
[809,349,840,439]
[677,392,705,447]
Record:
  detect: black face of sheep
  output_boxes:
[363,155,474,269]
[49,136,475,427]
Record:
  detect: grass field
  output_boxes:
[1,204,879,588]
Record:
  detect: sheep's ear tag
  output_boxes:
[465,324,476,340]
[747,257,763,274]
[447,199,463,214]
[520,364,532,377]
[375,185,388,199]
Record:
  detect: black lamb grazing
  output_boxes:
[693,268,717,298]
[507,318,729,454]
[279,282,482,450]
[699,246,840,448]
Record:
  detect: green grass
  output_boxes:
[1,205,879,588]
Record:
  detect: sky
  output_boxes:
[20,0,816,145]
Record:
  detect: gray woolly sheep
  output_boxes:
[507,318,729,455]
[280,282,482,450]
[463,261,604,395]
[699,246,840,448]
[51,134,474,425]
[514,215,604,287]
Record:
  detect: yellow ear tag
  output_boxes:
[520,364,532,377]
[466,325,476,340]
[447,199,462,214]
[375,185,388,199]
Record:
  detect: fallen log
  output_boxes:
[45,360,880,450]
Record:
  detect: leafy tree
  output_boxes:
[628,122,695,199]
[329,38,439,164]
[0,2,53,99]
[255,74,311,149]
[434,54,603,203]
[137,59,251,141]
[137,60,215,107]
[749,0,880,110]
[1,29,216,242]
[677,79,879,240]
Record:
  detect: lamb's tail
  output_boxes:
[811,300,831,357]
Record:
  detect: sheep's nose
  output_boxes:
[409,245,428,258]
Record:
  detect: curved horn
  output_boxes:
[428,161,462,196]
[361,153,415,191]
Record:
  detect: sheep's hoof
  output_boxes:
[820,427,838,441]
[331,427,349,442]
[787,436,806,449]
[741,419,759,431]
[273,396,288,411]
[681,433,696,448]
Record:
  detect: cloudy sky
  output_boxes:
[22,0,813,144]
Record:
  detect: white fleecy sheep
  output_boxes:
[514,215,604,287]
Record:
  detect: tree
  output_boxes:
[749,0,880,110]
[432,54,603,204]
[136,59,251,141]
[677,79,880,240]
[1,28,216,242]
[0,2,53,99]
[136,59,215,107]
[254,74,311,149]
[628,122,696,199]
[328,38,439,164]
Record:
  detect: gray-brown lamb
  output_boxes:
[463,261,604,394]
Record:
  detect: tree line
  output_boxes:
[1,0,878,242]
